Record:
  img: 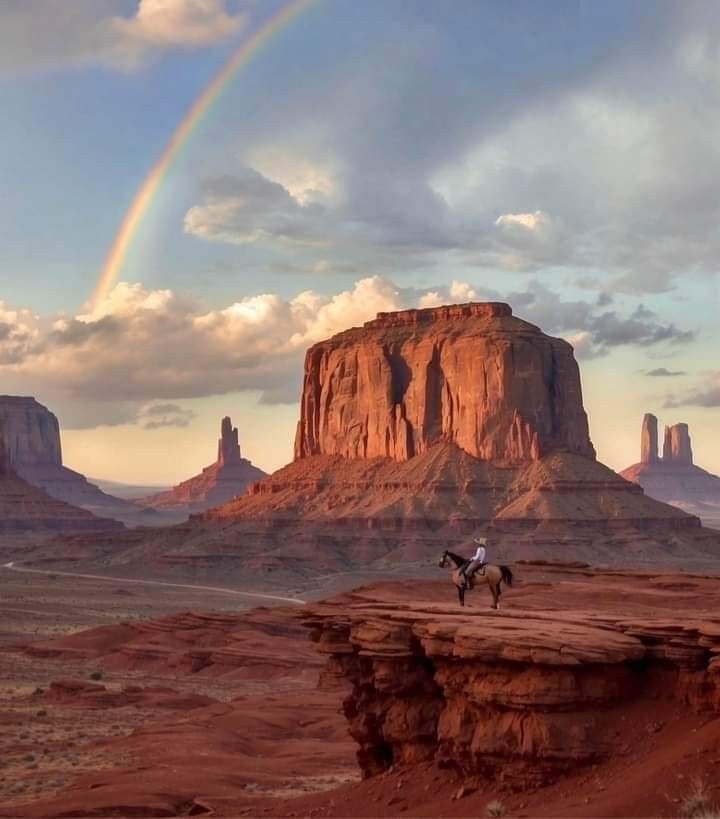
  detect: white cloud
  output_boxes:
[113,0,244,48]
[0,0,247,72]
[495,210,548,232]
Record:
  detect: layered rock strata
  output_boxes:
[294,303,596,464]
[303,580,720,786]
[138,416,266,515]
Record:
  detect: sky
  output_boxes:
[0,0,718,485]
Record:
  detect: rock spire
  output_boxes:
[640,413,659,464]
[663,423,693,466]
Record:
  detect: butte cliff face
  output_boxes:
[0,396,159,528]
[621,414,720,529]
[294,303,596,464]
[0,420,122,536]
[137,416,267,515]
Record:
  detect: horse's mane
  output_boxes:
[444,550,467,568]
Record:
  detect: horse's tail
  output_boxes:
[500,565,513,587]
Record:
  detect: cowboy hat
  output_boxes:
[472,536,487,545]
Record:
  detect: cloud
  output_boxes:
[664,372,720,408]
[646,367,687,377]
[138,401,196,429]
[0,0,247,72]
[184,170,330,247]
[0,279,404,426]
[495,211,549,232]
[171,2,720,292]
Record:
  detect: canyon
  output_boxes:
[621,413,720,530]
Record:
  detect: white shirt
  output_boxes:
[471,545,486,562]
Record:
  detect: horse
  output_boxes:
[438,549,514,608]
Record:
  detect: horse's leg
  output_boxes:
[457,585,464,606]
[490,580,499,610]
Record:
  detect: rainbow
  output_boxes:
[91,0,316,308]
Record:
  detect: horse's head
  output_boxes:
[438,550,449,568]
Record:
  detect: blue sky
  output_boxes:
[0,0,718,482]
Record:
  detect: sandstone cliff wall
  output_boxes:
[304,585,720,786]
[294,304,595,464]
[0,396,62,467]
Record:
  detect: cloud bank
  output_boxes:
[0,279,694,429]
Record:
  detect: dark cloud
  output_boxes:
[664,373,720,408]
[646,367,687,377]
[139,402,196,430]
[177,2,720,292]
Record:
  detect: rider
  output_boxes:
[460,536,487,588]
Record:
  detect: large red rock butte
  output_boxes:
[196,302,715,566]
[621,414,720,529]
[0,396,158,527]
[294,303,596,464]
[137,416,266,515]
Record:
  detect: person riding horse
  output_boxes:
[459,536,488,588]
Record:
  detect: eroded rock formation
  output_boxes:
[622,415,720,529]
[138,416,266,514]
[663,422,693,465]
[217,416,242,467]
[0,421,122,535]
[294,303,596,464]
[640,413,659,464]
[303,578,720,786]
[0,396,160,527]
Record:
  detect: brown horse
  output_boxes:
[438,549,513,608]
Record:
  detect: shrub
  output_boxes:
[681,779,715,818]
[486,799,506,818]
[89,671,103,681]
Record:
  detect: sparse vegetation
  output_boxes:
[36,709,47,717]
[486,799,506,818]
[681,778,716,818]
[89,671,103,681]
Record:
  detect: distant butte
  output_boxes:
[0,420,122,535]
[0,396,161,528]
[621,414,720,529]
[137,416,267,515]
